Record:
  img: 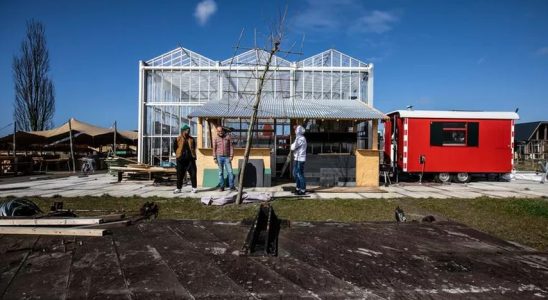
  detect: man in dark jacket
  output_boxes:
[173,124,197,194]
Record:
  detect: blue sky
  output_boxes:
[0,0,547,135]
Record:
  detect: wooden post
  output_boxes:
[197,118,204,148]
[372,119,379,150]
[68,119,76,173]
[207,120,213,149]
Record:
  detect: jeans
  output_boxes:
[293,161,306,191]
[217,155,235,188]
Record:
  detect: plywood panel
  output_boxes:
[355,149,379,187]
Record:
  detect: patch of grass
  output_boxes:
[408,197,548,251]
[4,196,548,251]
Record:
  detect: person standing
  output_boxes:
[291,125,307,195]
[213,126,235,191]
[173,124,197,194]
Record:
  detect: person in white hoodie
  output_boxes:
[290,125,307,195]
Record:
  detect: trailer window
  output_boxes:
[430,122,479,147]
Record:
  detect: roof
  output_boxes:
[515,121,548,142]
[388,110,520,120]
[146,47,369,69]
[188,99,387,120]
[0,118,137,147]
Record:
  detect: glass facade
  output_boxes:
[139,47,373,165]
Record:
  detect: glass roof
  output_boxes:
[146,47,368,68]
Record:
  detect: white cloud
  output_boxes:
[291,1,400,36]
[194,0,217,26]
[353,10,399,34]
[291,0,356,32]
[536,47,548,56]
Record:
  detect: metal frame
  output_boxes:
[138,47,374,164]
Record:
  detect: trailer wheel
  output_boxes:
[435,173,452,183]
[455,172,470,183]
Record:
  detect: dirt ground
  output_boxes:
[1,220,547,299]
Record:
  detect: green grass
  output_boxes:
[3,195,548,251]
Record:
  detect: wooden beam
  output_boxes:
[77,219,132,229]
[0,227,107,236]
[0,218,103,226]
[97,214,125,223]
[372,119,379,150]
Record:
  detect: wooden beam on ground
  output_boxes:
[77,219,132,229]
[97,214,125,223]
[0,227,107,237]
[0,218,103,226]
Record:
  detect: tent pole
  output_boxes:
[113,121,117,157]
[68,119,76,173]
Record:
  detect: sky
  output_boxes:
[0,0,547,135]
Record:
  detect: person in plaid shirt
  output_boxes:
[213,126,236,191]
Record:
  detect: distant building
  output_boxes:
[515,121,548,160]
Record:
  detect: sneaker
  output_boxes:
[191,188,197,193]
[218,186,225,192]
[229,186,237,191]
[173,189,182,194]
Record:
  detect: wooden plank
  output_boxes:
[182,222,313,298]
[109,166,176,173]
[0,218,102,226]
[67,236,131,299]
[0,227,107,237]
[0,236,39,297]
[77,219,132,229]
[2,236,73,299]
[96,214,125,223]
[138,222,250,298]
[111,225,194,298]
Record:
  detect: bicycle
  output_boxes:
[81,157,95,175]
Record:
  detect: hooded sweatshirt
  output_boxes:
[290,125,307,162]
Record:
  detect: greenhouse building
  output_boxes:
[138,47,387,187]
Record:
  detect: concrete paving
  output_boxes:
[0,172,547,199]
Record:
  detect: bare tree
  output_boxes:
[13,19,55,131]
[235,11,287,204]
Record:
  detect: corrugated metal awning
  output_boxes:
[188,99,387,120]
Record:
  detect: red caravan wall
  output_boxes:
[399,118,512,173]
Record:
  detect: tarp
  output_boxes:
[0,198,42,217]
[200,192,272,206]
[0,118,137,148]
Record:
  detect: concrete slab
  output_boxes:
[1,173,547,199]
[317,192,364,199]
[398,185,444,192]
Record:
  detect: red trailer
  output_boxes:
[384,110,519,183]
